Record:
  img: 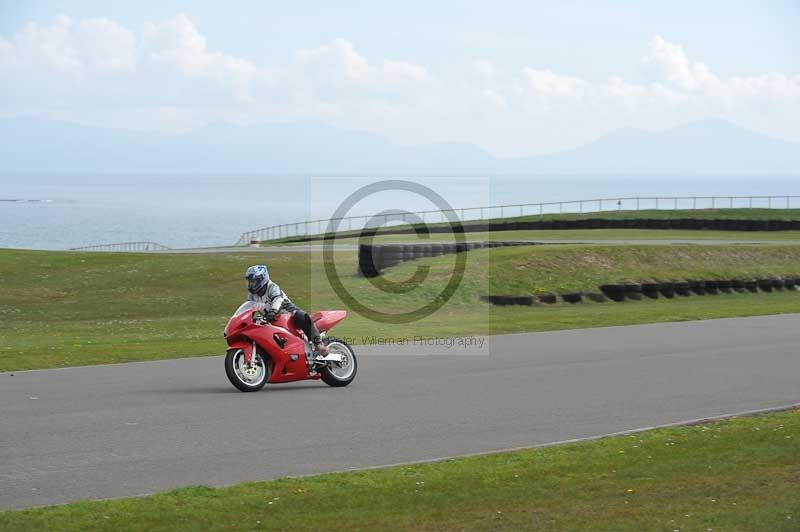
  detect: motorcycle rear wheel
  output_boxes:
[320,337,357,387]
[225,348,270,392]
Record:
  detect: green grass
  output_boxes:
[2,408,798,531]
[2,245,800,371]
[477,244,800,294]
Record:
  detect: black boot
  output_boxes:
[313,338,328,357]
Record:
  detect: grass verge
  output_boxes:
[1,408,798,531]
[2,245,800,371]
[296,228,800,245]
[261,208,800,245]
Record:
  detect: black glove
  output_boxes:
[265,309,277,323]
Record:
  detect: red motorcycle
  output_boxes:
[223,301,357,392]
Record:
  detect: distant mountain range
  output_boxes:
[1,117,798,176]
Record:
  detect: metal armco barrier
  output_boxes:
[69,241,171,252]
[236,195,800,245]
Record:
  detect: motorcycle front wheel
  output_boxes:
[320,337,357,387]
[225,348,270,392]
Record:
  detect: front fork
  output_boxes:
[243,340,257,366]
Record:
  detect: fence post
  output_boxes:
[729,197,733,208]
[674,197,678,209]
[787,196,790,209]
[636,197,640,210]
[539,204,543,216]
[769,197,772,208]
[712,197,715,208]
[580,201,583,213]
[749,197,753,209]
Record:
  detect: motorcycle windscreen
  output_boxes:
[232,301,264,316]
[225,301,265,334]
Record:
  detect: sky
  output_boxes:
[1,1,798,157]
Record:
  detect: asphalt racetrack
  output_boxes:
[2,314,799,509]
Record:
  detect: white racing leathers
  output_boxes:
[247,280,295,313]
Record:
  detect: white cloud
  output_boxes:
[0,15,798,156]
[74,18,137,73]
[3,15,136,77]
[0,37,16,66]
[141,14,257,83]
[472,59,497,80]
[294,38,438,90]
[381,59,437,87]
[481,89,507,110]
[295,38,371,82]
[642,35,714,91]
[519,68,589,109]
[140,14,260,103]
[457,36,799,141]
[641,35,800,107]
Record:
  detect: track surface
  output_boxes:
[2,314,799,509]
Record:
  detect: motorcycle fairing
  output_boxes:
[311,310,347,332]
[244,325,310,383]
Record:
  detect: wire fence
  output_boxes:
[235,195,800,245]
[69,241,172,252]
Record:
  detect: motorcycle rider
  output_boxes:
[244,264,329,357]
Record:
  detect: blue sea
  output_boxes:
[1,175,797,250]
